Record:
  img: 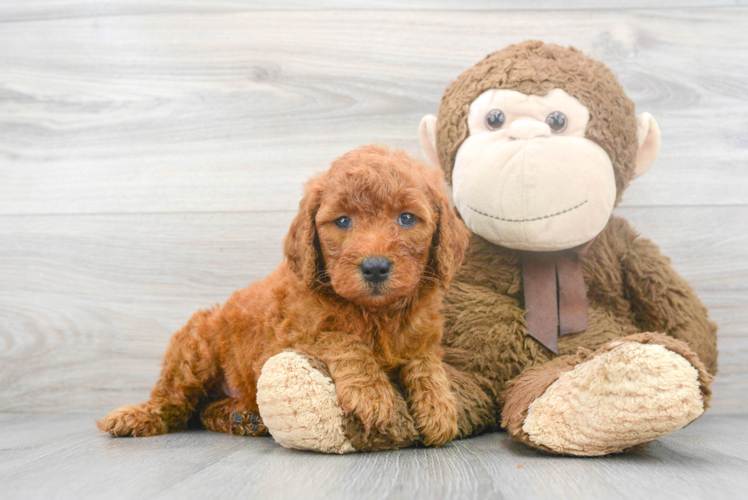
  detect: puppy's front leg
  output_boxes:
[323,345,398,434]
[401,346,458,447]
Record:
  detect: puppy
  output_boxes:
[98,145,470,447]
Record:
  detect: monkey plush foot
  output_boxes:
[256,351,355,454]
[257,351,420,453]
[502,333,713,456]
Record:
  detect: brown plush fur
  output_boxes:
[343,217,718,451]
[436,40,638,205]
[97,145,470,447]
[330,41,718,452]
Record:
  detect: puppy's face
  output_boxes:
[284,145,470,309]
[316,169,436,308]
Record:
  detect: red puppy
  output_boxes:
[98,145,470,447]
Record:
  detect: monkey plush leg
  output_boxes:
[257,350,495,452]
[200,398,268,436]
[256,351,356,453]
[501,333,713,456]
[256,351,419,453]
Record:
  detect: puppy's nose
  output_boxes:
[360,257,392,284]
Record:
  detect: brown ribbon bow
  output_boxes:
[521,239,595,354]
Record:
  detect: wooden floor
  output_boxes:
[1,0,747,498]
[1,413,748,500]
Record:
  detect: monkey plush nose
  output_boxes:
[360,257,392,284]
[508,120,551,140]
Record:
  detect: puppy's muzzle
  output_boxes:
[360,257,392,284]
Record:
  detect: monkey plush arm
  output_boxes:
[613,217,718,374]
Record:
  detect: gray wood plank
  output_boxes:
[0,4,745,497]
[0,412,747,500]
[1,207,745,414]
[2,1,746,24]
[1,8,747,215]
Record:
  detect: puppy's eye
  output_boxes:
[334,216,352,229]
[485,109,505,130]
[546,111,567,133]
[397,213,416,227]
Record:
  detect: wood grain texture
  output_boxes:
[1,0,746,24]
[0,2,747,495]
[1,8,747,215]
[1,412,747,500]
[0,207,745,414]
[0,0,746,430]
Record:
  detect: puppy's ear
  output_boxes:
[427,170,470,289]
[284,173,326,287]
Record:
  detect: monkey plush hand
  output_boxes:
[255,41,717,456]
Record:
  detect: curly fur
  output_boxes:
[436,40,638,205]
[97,145,469,447]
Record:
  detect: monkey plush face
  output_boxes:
[419,41,661,252]
[452,88,615,251]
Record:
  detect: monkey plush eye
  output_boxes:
[334,216,352,229]
[485,109,506,130]
[397,213,416,227]
[546,111,567,133]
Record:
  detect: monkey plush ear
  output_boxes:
[419,114,442,171]
[633,112,661,179]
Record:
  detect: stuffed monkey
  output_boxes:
[254,40,717,456]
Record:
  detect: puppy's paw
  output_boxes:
[338,382,397,434]
[96,403,169,437]
[200,398,268,437]
[412,391,459,447]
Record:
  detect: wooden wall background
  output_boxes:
[0,0,746,417]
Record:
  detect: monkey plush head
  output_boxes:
[419,40,661,251]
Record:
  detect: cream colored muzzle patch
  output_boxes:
[522,342,705,456]
[452,132,616,251]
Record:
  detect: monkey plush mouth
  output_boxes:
[466,200,588,223]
